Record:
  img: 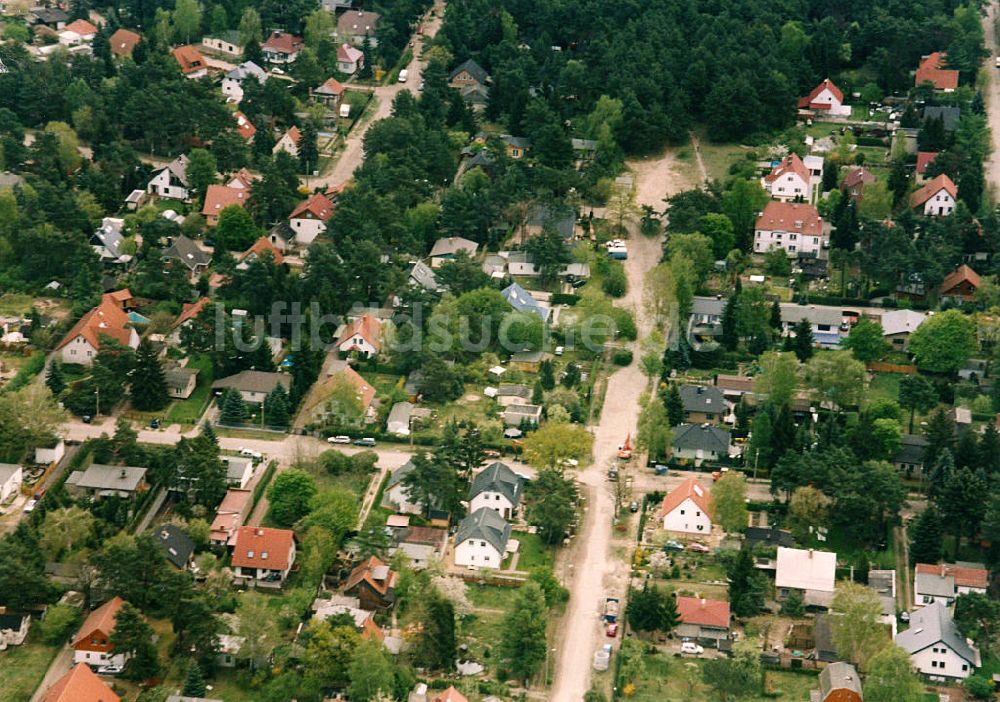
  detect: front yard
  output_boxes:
[0,634,60,702]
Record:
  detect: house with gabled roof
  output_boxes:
[237,237,285,269]
[147,154,190,200]
[154,523,195,569]
[273,126,301,158]
[449,59,490,91]
[65,464,148,499]
[761,153,812,202]
[202,30,243,57]
[231,526,297,585]
[841,167,875,201]
[679,384,728,425]
[56,292,140,365]
[172,44,208,78]
[916,151,938,181]
[910,173,956,216]
[41,663,120,702]
[657,477,713,534]
[59,18,97,46]
[431,686,469,702]
[382,459,422,515]
[289,191,334,245]
[262,30,303,64]
[811,661,862,702]
[502,282,550,322]
[775,547,836,607]
[210,488,253,546]
[454,507,511,568]
[202,184,248,226]
[939,263,980,303]
[337,10,380,45]
[797,78,850,116]
[469,461,522,519]
[914,562,988,607]
[337,43,364,75]
[671,424,731,465]
[222,61,267,102]
[408,260,443,293]
[109,28,141,58]
[300,366,377,426]
[91,217,133,267]
[429,237,478,267]
[337,313,382,357]
[896,600,979,679]
[72,596,129,667]
[916,52,959,91]
[213,370,291,403]
[233,111,256,141]
[754,201,826,257]
[163,234,211,278]
[880,309,927,351]
[314,77,346,108]
[344,555,397,610]
[676,596,731,647]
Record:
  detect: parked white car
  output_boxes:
[327,435,351,444]
[680,641,704,655]
[239,448,263,460]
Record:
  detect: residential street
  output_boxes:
[984,4,1000,197]
[549,149,693,701]
[313,0,446,192]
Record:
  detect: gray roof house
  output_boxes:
[455,507,512,556]
[429,237,478,266]
[163,235,211,273]
[895,600,980,678]
[679,384,728,421]
[810,662,862,702]
[526,204,575,240]
[164,366,199,399]
[65,464,148,498]
[386,401,415,436]
[502,403,543,427]
[895,434,928,478]
[449,59,490,87]
[671,424,731,463]
[213,370,291,403]
[469,461,522,508]
[408,260,443,292]
[154,523,195,569]
[497,383,531,404]
[502,282,550,322]
[91,217,131,265]
[923,105,961,131]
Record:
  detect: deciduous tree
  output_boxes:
[712,472,748,533]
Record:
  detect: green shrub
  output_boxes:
[612,349,633,366]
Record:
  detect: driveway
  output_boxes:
[311,0,446,192]
[550,149,695,701]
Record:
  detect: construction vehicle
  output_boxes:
[617,433,633,460]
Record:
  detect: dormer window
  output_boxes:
[247,550,254,558]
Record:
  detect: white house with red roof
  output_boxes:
[337,313,382,357]
[56,291,140,365]
[761,153,812,202]
[58,18,98,46]
[337,43,364,75]
[754,201,826,257]
[273,126,301,158]
[797,79,850,116]
[262,30,303,64]
[72,596,129,667]
[914,563,989,608]
[231,526,297,585]
[910,173,956,216]
[657,477,713,534]
[289,191,334,245]
[41,664,120,702]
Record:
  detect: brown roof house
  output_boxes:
[41,663,120,702]
[337,10,380,45]
[172,44,208,78]
[761,153,812,202]
[201,184,248,227]
[939,264,980,303]
[262,30,303,64]
[916,52,959,91]
[676,596,731,648]
[810,661,863,702]
[231,526,297,586]
[753,201,826,257]
[72,596,129,668]
[109,28,141,58]
[337,314,382,358]
[343,555,398,610]
[210,488,253,546]
[841,167,875,201]
[56,291,140,366]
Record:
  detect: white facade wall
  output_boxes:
[754,229,825,257]
[921,190,956,216]
[911,644,974,680]
[290,216,325,245]
[0,466,22,502]
[661,497,712,534]
[470,491,516,519]
[73,649,128,667]
[147,169,189,200]
[454,538,502,568]
[762,173,810,202]
[338,334,377,357]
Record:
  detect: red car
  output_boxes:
[606,622,618,638]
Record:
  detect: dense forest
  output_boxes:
[438,0,986,149]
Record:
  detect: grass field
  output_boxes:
[867,373,902,404]
[165,354,214,425]
[512,531,555,572]
[0,293,36,316]
[0,634,60,702]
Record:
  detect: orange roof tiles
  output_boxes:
[173,298,209,328]
[64,18,98,35]
[763,152,810,186]
[72,596,124,649]
[231,526,295,570]
[431,687,469,702]
[234,111,256,141]
[290,192,334,221]
[797,78,843,109]
[337,314,382,353]
[202,184,248,218]
[916,52,959,90]
[344,555,397,595]
[916,151,939,175]
[909,173,957,208]
[262,30,303,55]
[56,292,135,352]
[41,663,119,702]
[316,77,346,96]
[239,236,285,264]
[657,477,713,520]
[755,201,823,236]
[916,562,988,589]
[677,596,730,629]
[939,264,981,295]
[109,28,141,57]
[172,44,207,74]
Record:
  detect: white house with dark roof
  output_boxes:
[65,464,148,499]
[382,459,422,515]
[212,370,291,403]
[671,424,731,464]
[147,155,190,200]
[896,600,979,680]
[469,462,522,519]
[454,507,512,568]
[501,282,550,322]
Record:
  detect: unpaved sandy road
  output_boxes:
[549,149,694,702]
[984,4,1000,200]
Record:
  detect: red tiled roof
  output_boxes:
[290,192,334,222]
[239,236,285,264]
[842,167,875,189]
[763,152,810,185]
[228,168,256,189]
[337,314,382,352]
[916,151,939,175]
[109,28,141,57]
[909,173,957,208]
[262,30,303,55]
[316,77,346,96]
[202,184,248,217]
[916,562,988,589]
[797,78,843,109]
[42,664,120,702]
[72,596,124,649]
[431,687,469,702]
[916,52,959,90]
[340,366,376,410]
[360,615,385,642]
[56,292,134,352]
[172,44,207,74]
[344,555,398,595]
[657,477,713,520]
[676,596,731,629]
[234,111,256,141]
[64,18,97,35]
[938,264,981,295]
[173,298,209,328]
[755,201,823,236]
[231,526,295,570]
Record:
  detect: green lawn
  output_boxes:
[165,354,215,425]
[867,373,903,404]
[514,531,555,572]
[0,634,60,702]
[0,293,37,316]
[203,669,259,701]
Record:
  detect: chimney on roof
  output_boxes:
[696,386,704,395]
[256,528,264,536]
[120,468,126,479]
[808,548,814,558]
